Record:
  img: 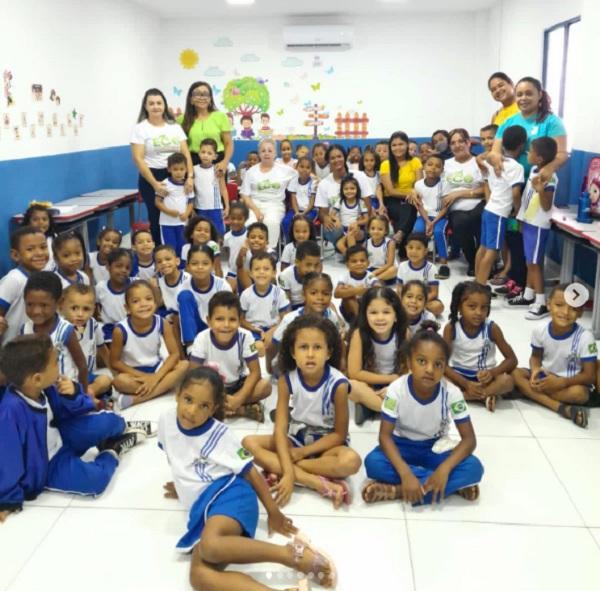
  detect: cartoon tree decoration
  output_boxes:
[223,77,270,117]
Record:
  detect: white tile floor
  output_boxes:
[2,255,600,591]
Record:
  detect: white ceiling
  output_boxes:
[130,0,499,19]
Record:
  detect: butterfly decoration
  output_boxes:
[357,100,363,105]
[257,77,269,85]
[325,66,334,75]
[173,86,182,96]
[283,81,291,88]
[212,85,221,95]
[276,109,284,116]
[304,100,313,108]
[311,82,321,92]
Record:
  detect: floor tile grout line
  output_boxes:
[402,516,593,529]
[403,514,418,591]
[587,526,600,550]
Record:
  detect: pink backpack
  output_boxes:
[586,156,600,218]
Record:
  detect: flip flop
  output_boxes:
[292,532,338,589]
[332,479,352,505]
[318,476,346,509]
[456,484,480,501]
[558,403,589,428]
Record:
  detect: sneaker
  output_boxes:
[99,432,141,457]
[435,265,450,279]
[355,403,375,426]
[126,420,157,438]
[507,294,535,306]
[525,304,549,320]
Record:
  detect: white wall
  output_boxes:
[0,0,160,161]
[160,13,495,140]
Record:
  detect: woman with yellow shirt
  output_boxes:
[179,81,234,178]
[488,72,519,126]
[380,131,423,257]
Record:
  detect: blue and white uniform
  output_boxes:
[159,178,194,258]
[240,284,290,330]
[278,265,305,309]
[366,237,392,270]
[334,198,368,230]
[158,410,257,552]
[288,176,317,212]
[336,270,377,290]
[0,267,31,344]
[365,374,484,504]
[88,252,110,284]
[223,228,247,278]
[76,317,105,373]
[413,178,448,259]
[181,241,220,265]
[408,310,438,335]
[177,275,232,343]
[158,270,190,315]
[531,322,597,377]
[449,319,497,379]
[114,315,165,372]
[285,365,349,446]
[372,332,398,374]
[132,257,156,281]
[272,305,345,345]
[396,260,439,287]
[193,164,226,236]
[54,269,90,290]
[21,315,77,379]
[95,279,129,341]
[280,242,297,267]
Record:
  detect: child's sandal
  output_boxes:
[289,532,337,588]
[456,484,480,501]
[332,479,352,505]
[318,476,346,509]
[485,395,496,413]
[558,403,589,428]
[361,480,401,504]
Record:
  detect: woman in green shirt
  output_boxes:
[179,81,234,178]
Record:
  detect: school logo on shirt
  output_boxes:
[249,342,257,354]
[237,447,252,460]
[383,397,396,412]
[450,400,467,415]
[589,343,598,355]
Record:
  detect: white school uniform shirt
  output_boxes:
[240,284,290,329]
[273,306,345,344]
[531,322,597,378]
[158,271,190,314]
[363,172,380,200]
[115,315,165,369]
[334,198,368,229]
[382,374,470,440]
[76,317,105,372]
[133,259,156,281]
[314,162,330,180]
[278,265,305,307]
[44,237,55,271]
[288,176,317,212]
[415,178,444,217]
[193,164,222,211]
[179,274,232,326]
[21,316,76,379]
[482,159,524,218]
[181,241,220,265]
[314,171,374,210]
[372,332,399,374]
[0,267,31,344]
[95,280,128,325]
[396,260,439,286]
[88,252,110,284]
[130,119,187,169]
[285,365,349,431]
[223,228,247,276]
[275,157,298,169]
[449,319,498,378]
[159,178,194,225]
[366,237,392,269]
[336,270,377,290]
[442,157,484,213]
[158,410,254,511]
[408,310,437,335]
[54,269,90,291]
[280,243,297,266]
[516,166,559,229]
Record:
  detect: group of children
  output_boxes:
[0,132,598,590]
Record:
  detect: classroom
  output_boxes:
[1,1,599,590]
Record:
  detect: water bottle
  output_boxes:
[577,190,592,223]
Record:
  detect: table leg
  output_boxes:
[592,251,600,339]
[559,235,575,283]
[107,210,114,228]
[80,221,90,252]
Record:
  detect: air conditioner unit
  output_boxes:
[283,25,353,50]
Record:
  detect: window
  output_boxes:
[542,17,581,128]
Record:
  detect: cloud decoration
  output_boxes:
[214,37,233,47]
[241,53,260,62]
[282,57,303,68]
[204,66,225,77]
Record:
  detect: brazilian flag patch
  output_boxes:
[383,397,396,412]
[589,342,598,355]
[451,400,467,415]
[237,447,252,460]
[250,342,257,353]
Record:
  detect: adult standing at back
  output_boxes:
[488,72,519,126]
[179,81,233,175]
[380,131,423,255]
[441,128,485,276]
[131,88,193,245]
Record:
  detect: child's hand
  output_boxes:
[401,473,425,504]
[224,394,243,415]
[476,369,494,386]
[425,221,434,237]
[289,446,306,463]
[163,481,178,499]
[424,467,449,504]
[56,376,76,395]
[532,175,545,194]
[406,191,419,206]
[179,212,189,222]
[534,373,565,394]
[135,374,161,397]
[223,205,230,219]
[272,473,295,507]
[267,507,297,537]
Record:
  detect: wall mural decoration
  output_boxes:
[179,49,199,70]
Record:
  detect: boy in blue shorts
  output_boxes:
[474,125,526,287]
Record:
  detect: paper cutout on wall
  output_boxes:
[325,66,334,75]
[50,89,61,105]
[223,77,270,117]
[310,83,321,92]
[212,85,221,95]
[179,49,199,69]
[283,81,291,88]
[282,57,303,68]
[31,84,43,101]
[3,70,14,107]
[173,86,182,96]
[240,53,260,63]
[256,77,268,85]
[205,67,225,77]
[304,103,329,140]
[334,111,370,138]
[276,109,284,116]
[214,36,233,47]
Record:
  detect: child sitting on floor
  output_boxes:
[279,240,322,310]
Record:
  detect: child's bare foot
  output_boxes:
[318,476,347,509]
[361,480,402,503]
[485,395,496,412]
[288,535,337,588]
[456,484,480,501]
[236,402,265,423]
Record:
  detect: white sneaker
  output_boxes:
[525,304,549,320]
[126,420,157,438]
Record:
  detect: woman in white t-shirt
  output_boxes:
[240,139,297,249]
[441,128,485,275]
[130,88,193,245]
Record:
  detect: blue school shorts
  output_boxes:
[522,222,550,265]
[480,209,507,250]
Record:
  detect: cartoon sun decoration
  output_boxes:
[180,49,199,70]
